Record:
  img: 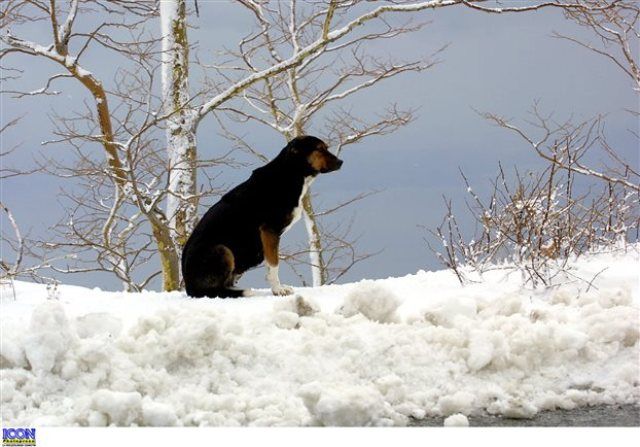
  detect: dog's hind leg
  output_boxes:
[186,245,247,299]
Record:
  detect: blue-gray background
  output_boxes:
[1,2,637,291]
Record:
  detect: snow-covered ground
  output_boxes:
[1,250,638,426]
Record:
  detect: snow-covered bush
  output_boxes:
[427,128,639,287]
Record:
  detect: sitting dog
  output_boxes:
[181,136,343,298]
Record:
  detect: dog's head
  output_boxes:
[283,136,343,176]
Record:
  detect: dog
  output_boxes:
[181,136,343,298]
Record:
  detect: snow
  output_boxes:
[91,390,142,426]
[443,413,469,427]
[1,250,638,426]
[339,281,400,323]
[299,382,401,426]
[23,301,74,373]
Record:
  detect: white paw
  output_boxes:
[271,284,294,296]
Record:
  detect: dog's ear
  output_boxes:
[286,138,302,155]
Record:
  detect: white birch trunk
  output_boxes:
[161,0,198,248]
[302,193,328,286]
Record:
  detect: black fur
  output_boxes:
[182,136,343,298]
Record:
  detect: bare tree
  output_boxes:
[1,202,25,291]
[0,202,68,296]
[478,0,639,203]
[554,0,639,91]
[427,0,638,286]
[0,1,186,290]
[0,114,63,296]
[213,1,443,285]
[158,0,619,289]
[2,0,620,291]
[207,0,616,286]
[428,151,638,286]
[482,108,639,193]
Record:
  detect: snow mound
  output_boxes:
[443,413,469,427]
[339,281,400,323]
[76,313,122,339]
[437,391,476,416]
[272,295,320,329]
[91,390,142,426]
[298,382,401,426]
[24,301,75,373]
[142,401,178,427]
[1,249,638,426]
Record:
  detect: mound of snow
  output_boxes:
[91,390,142,426]
[1,249,638,426]
[298,382,401,426]
[142,401,178,427]
[76,313,122,339]
[339,281,400,323]
[443,413,469,427]
[24,301,75,373]
[272,295,320,329]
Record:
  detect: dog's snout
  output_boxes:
[336,159,343,169]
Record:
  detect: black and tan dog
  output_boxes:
[181,136,343,298]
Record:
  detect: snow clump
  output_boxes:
[443,413,469,427]
[298,382,402,426]
[340,281,400,323]
[23,301,75,373]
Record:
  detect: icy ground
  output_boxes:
[1,250,638,426]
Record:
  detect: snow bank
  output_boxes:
[1,250,638,426]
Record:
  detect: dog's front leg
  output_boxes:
[260,225,294,296]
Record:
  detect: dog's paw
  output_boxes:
[271,284,294,296]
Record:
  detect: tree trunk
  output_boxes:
[161,0,198,249]
[302,192,328,286]
[151,220,181,291]
[64,43,183,291]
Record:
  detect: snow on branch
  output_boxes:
[196,0,457,121]
[197,0,613,122]
[461,0,622,14]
